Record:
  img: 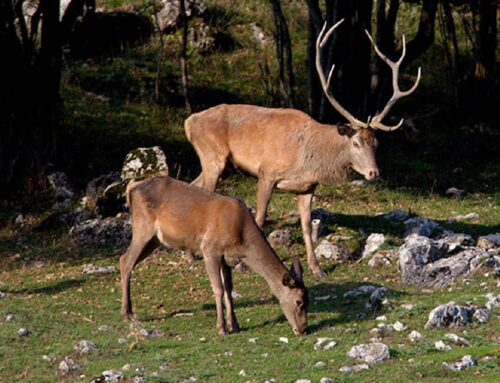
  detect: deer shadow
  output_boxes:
[1,278,86,296]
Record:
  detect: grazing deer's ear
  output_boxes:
[337,124,355,137]
[290,257,303,283]
[282,273,297,288]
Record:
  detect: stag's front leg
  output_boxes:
[202,252,228,335]
[297,193,326,278]
[255,177,275,227]
[221,260,240,333]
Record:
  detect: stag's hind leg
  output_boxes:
[202,248,228,335]
[120,235,159,321]
[221,259,240,333]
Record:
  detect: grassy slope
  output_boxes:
[1,1,499,382]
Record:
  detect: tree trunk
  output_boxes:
[179,0,192,114]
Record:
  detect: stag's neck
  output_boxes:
[303,125,352,184]
[242,224,290,300]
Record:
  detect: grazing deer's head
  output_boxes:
[316,19,421,181]
[280,257,308,335]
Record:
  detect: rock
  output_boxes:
[449,212,479,222]
[404,217,439,237]
[319,378,334,383]
[362,233,385,258]
[485,294,500,310]
[70,214,131,249]
[343,290,362,299]
[378,208,410,221]
[85,171,120,207]
[99,325,110,332]
[401,303,414,310]
[368,253,392,267]
[311,219,323,243]
[351,179,370,187]
[393,321,407,332]
[82,264,117,275]
[238,369,246,376]
[445,187,466,199]
[47,172,77,209]
[315,240,351,261]
[97,370,124,382]
[85,171,124,216]
[279,337,289,344]
[315,361,326,368]
[437,231,474,253]
[473,307,490,323]
[314,337,337,350]
[425,302,489,328]
[138,328,164,338]
[435,340,452,351]
[357,285,378,294]
[58,357,82,375]
[408,330,423,342]
[367,287,387,311]
[0,292,6,299]
[250,22,269,46]
[445,333,471,346]
[347,342,390,363]
[294,380,311,383]
[443,355,477,371]
[42,354,56,362]
[477,233,500,249]
[132,377,145,383]
[17,328,31,337]
[339,364,370,373]
[121,146,169,182]
[5,313,14,321]
[375,315,387,321]
[267,228,293,248]
[187,20,215,53]
[118,338,126,345]
[157,0,206,32]
[74,340,97,355]
[248,338,258,344]
[398,234,493,288]
[231,290,242,299]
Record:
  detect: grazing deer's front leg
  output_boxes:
[221,260,240,333]
[297,193,326,278]
[202,251,228,335]
[255,177,275,227]
[120,236,158,320]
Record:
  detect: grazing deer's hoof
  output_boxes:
[182,250,196,262]
[313,269,327,278]
[217,327,228,336]
[230,323,241,333]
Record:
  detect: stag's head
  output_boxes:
[316,19,421,182]
[280,258,308,335]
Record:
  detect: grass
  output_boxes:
[1,178,499,382]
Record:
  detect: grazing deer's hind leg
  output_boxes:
[221,259,240,333]
[298,193,326,278]
[255,177,275,227]
[202,250,228,335]
[120,236,159,321]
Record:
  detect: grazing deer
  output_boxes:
[120,176,308,336]
[185,20,420,277]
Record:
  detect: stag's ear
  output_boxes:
[337,124,355,137]
[282,273,297,288]
[290,257,303,284]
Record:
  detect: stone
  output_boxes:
[351,179,370,187]
[319,378,334,383]
[74,340,97,355]
[279,337,289,344]
[367,287,387,311]
[132,377,145,383]
[121,146,169,182]
[70,214,131,249]
[187,20,215,53]
[315,240,351,261]
[357,285,378,294]
[58,357,82,375]
[485,294,500,310]
[435,340,452,351]
[443,355,477,371]
[375,315,387,321]
[393,321,407,332]
[398,234,493,288]
[445,187,466,199]
[294,380,311,383]
[379,208,410,221]
[157,0,206,32]
[82,264,117,275]
[250,23,269,46]
[17,328,31,337]
[100,370,124,382]
[99,325,110,332]
[267,228,293,248]
[449,212,479,222]
[5,313,14,321]
[0,292,6,299]
[314,337,337,350]
[362,233,386,258]
[347,342,390,363]
[339,364,370,373]
[343,290,362,299]
[437,231,474,253]
[477,233,500,249]
[42,355,56,362]
[425,302,489,328]
[408,330,423,342]
[401,303,414,310]
[404,217,439,237]
[368,253,392,267]
[445,333,471,347]
[315,361,326,368]
[47,172,77,209]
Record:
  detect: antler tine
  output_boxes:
[364,29,422,131]
[315,19,368,130]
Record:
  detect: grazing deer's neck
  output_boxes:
[241,223,290,299]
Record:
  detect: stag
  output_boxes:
[185,19,421,277]
[121,176,308,336]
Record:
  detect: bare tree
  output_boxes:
[179,0,192,113]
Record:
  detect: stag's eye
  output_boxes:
[353,139,361,148]
[296,300,303,308]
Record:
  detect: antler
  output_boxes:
[315,19,368,130]
[364,30,421,131]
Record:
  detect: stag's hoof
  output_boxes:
[313,269,327,278]
[230,324,241,333]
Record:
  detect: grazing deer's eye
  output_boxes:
[353,140,360,148]
[296,300,303,307]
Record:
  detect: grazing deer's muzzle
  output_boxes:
[365,168,379,181]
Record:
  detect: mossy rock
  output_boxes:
[121,146,169,182]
